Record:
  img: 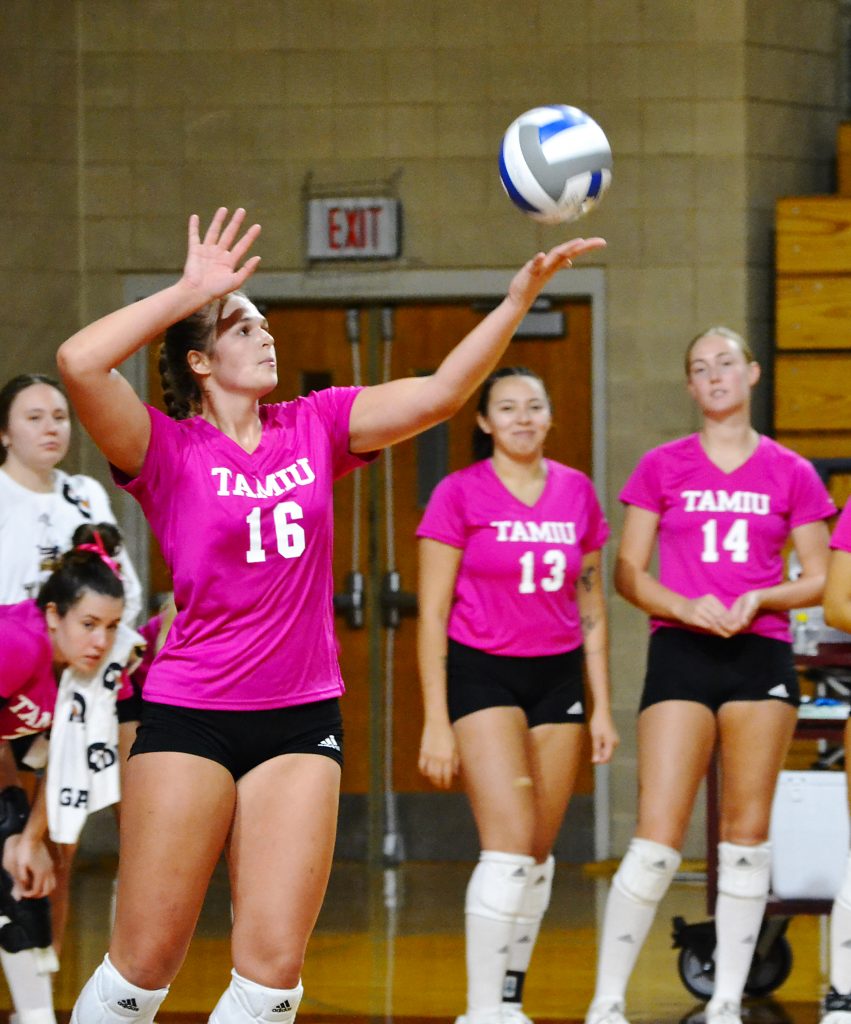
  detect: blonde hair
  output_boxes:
[684,326,755,377]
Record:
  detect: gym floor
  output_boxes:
[25,854,831,1024]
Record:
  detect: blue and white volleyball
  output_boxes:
[499,105,612,224]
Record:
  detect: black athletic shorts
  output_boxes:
[117,682,143,724]
[130,697,344,780]
[447,638,586,726]
[639,627,800,714]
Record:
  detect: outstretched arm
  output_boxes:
[56,208,261,477]
[348,237,606,453]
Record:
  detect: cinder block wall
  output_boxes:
[0,0,841,858]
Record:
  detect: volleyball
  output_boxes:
[499,105,612,224]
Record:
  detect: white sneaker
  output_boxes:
[585,998,630,1024]
[705,999,743,1024]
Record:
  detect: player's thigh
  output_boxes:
[110,751,236,987]
[717,699,796,842]
[228,751,341,986]
[454,706,536,853]
[636,700,717,849]
[525,721,586,858]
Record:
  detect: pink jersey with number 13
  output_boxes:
[620,434,835,641]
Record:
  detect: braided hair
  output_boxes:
[158,292,248,420]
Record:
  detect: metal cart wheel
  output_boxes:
[743,933,793,997]
[672,916,793,1000]
[677,944,715,1000]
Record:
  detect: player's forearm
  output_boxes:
[417,614,451,723]
[577,588,611,710]
[427,296,531,418]
[57,279,210,380]
[614,557,690,622]
[21,777,48,846]
[757,573,826,614]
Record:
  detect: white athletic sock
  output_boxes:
[70,953,169,1024]
[831,853,851,993]
[503,855,554,1010]
[591,838,681,1005]
[465,851,535,1014]
[0,949,55,1022]
[712,841,771,1005]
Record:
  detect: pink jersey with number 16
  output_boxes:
[620,434,835,641]
[113,388,374,711]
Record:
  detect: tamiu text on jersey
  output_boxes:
[210,459,316,499]
[680,489,771,515]
[490,521,578,544]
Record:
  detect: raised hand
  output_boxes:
[181,207,262,300]
[507,236,606,311]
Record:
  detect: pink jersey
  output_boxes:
[0,601,57,738]
[114,389,373,710]
[620,434,835,641]
[416,459,609,656]
[831,502,851,552]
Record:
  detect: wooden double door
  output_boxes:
[147,298,595,803]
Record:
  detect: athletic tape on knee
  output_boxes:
[209,969,303,1023]
[70,954,169,1024]
[717,841,771,900]
[465,851,536,923]
[613,837,681,905]
[519,855,555,920]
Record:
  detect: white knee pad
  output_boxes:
[70,954,168,1024]
[465,851,536,923]
[717,841,771,899]
[613,837,681,906]
[519,855,555,920]
[208,969,303,1023]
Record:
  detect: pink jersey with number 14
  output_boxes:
[620,434,835,641]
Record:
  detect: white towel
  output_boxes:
[45,624,143,844]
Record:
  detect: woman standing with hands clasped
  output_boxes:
[417,366,619,1024]
[585,327,835,1024]
[57,207,605,1024]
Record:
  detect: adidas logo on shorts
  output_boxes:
[318,735,341,751]
[272,999,292,1013]
[767,683,789,699]
[566,701,583,716]
[117,997,140,1012]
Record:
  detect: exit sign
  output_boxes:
[307,197,401,260]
